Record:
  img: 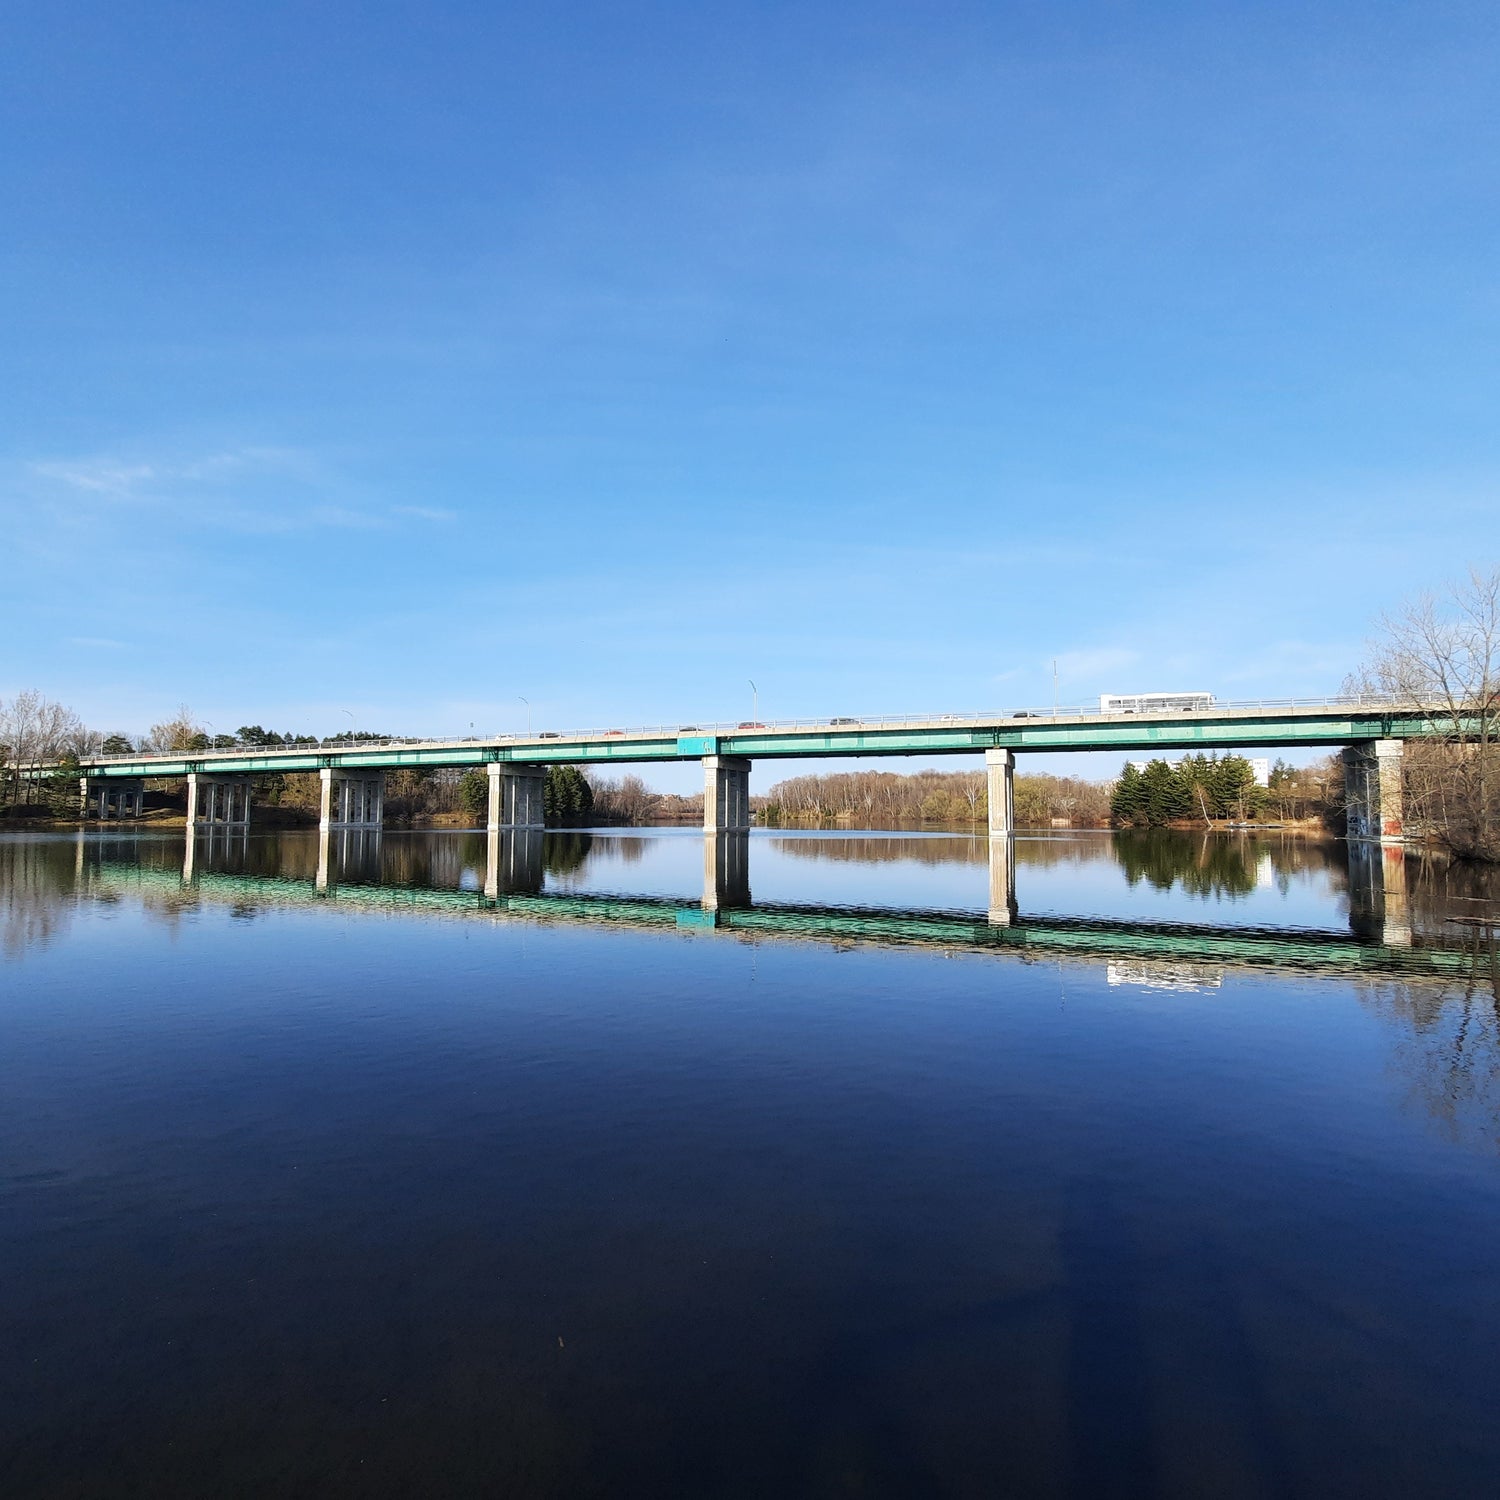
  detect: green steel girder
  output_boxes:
[71,708,1457,778]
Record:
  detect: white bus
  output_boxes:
[1099,692,1215,714]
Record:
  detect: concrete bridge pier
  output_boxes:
[187,773,252,827]
[1343,739,1404,842]
[487,763,545,831]
[1347,840,1412,947]
[986,748,1015,837]
[80,777,145,820]
[704,833,751,912]
[704,756,751,833]
[988,834,1018,927]
[319,769,385,829]
[484,828,545,898]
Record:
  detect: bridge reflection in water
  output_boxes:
[74,824,1496,989]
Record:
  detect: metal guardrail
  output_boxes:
[73,694,1413,765]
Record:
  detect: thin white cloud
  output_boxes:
[66,635,128,649]
[32,460,157,496]
[23,446,392,534]
[1049,647,1141,680]
[391,504,457,522]
[1219,640,1355,686]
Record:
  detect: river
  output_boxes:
[2,827,1497,1497]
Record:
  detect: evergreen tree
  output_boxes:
[1111,762,1146,825]
[1140,758,1192,826]
[458,769,488,818]
[1177,753,1218,818]
[1213,754,1266,820]
[543,765,594,823]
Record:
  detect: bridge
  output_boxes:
[72,695,1443,841]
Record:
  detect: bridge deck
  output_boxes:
[73,698,1449,778]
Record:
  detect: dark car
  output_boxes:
[737,721,767,730]
[539,732,562,739]
[830,717,859,725]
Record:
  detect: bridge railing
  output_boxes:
[74,694,1413,765]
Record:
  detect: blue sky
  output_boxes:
[3,2,1496,787]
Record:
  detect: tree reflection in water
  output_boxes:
[1358,973,1500,1153]
[543,832,594,876]
[0,836,81,958]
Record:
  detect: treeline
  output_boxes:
[1111,754,1338,828]
[760,768,1113,827]
[107,708,381,756]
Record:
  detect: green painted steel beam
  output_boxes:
[68,706,1471,778]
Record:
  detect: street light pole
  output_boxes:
[748,679,758,722]
[519,696,531,736]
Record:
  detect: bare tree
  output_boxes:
[760,766,1112,828]
[0,691,88,808]
[586,773,661,824]
[1350,566,1500,861]
[142,705,206,754]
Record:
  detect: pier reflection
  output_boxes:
[989,835,1017,926]
[704,833,751,912]
[61,826,1485,986]
[483,828,544,898]
[11,825,1494,986]
[1347,841,1412,947]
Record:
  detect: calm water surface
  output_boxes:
[2,828,1498,1498]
